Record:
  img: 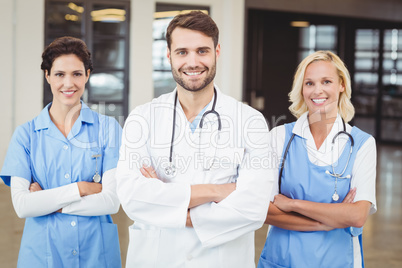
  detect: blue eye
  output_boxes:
[178,51,186,56]
[305,81,312,86]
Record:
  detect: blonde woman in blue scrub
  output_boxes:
[0,36,122,267]
[258,51,377,268]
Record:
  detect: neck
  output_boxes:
[49,101,81,137]
[308,112,337,150]
[177,83,214,122]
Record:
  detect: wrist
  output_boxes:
[291,199,299,212]
[211,184,220,202]
[77,182,86,196]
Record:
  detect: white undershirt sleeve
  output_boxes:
[11,176,81,218]
[62,168,120,216]
[350,136,377,214]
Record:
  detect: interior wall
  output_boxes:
[0,0,44,168]
[246,0,402,22]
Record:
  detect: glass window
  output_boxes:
[355,29,380,50]
[45,0,130,120]
[298,25,337,61]
[88,103,124,121]
[353,117,376,136]
[381,119,402,141]
[89,72,124,102]
[92,5,127,35]
[46,2,83,35]
[384,29,402,51]
[93,39,125,69]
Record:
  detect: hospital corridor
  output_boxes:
[0,143,401,267]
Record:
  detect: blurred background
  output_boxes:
[1,0,401,267]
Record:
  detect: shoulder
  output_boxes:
[218,92,268,132]
[12,119,36,144]
[127,91,175,119]
[95,112,122,130]
[350,126,375,148]
[269,125,287,136]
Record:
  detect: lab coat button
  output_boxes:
[65,173,70,179]
[187,255,193,261]
[72,250,77,255]
[71,221,76,227]
[63,145,69,150]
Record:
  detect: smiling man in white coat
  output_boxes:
[116,11,273,268]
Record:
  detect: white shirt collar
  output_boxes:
[293,112,348,153]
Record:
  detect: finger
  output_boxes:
[140,167,152,178]
[143,165,157,178]
[343,188,356,203]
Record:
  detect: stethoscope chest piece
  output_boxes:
[164,162,177,178]
[332,192,339,201]
[93,173,101,183]
[92,154,102,182]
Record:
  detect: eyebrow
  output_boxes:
[53,70,84,73]
[304,76,335,80]
[173,46,212,53]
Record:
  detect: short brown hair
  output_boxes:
[166,11,219,50]
[41,36,93,75]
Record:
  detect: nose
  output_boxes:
[187,52,200,68]
[64,75,74,88]
[313,84,324,94]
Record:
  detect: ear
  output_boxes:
[215,44,221,60]
[45,70,51,84]
[166,47,171,62]
[85,69,91,83]
[339,82,345,93]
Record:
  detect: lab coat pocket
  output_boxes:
[206,147,244,183]
[126,225,161,268]
[101,222,122,268]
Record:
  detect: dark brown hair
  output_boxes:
[166,11,219,50]
[41,36,93,75]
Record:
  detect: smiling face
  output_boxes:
[302,60,345,120]
[167,27,220,93]
[46,54,89,108]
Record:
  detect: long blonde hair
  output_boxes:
[288,51,355,123]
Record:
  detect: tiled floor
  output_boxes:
[1,144,401,267]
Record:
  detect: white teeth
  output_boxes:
[312,98,326,104]
[185,71,202,76]
[63,91,75,95]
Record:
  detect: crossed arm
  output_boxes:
[11,169,119,218]
[266,188,372,231]
[140,165,236,227]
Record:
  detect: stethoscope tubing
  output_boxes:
[166,88,221,177]
[278,118,355,194]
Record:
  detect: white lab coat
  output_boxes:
[116,86,273,268]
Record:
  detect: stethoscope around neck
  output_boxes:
[164,88,222,178]
[278,118,355,201]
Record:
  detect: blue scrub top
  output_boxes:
[1,102,122,268]
[258,122,370,268]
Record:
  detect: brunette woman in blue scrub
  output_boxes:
[258,51,377,268]
[0,36,122,267]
